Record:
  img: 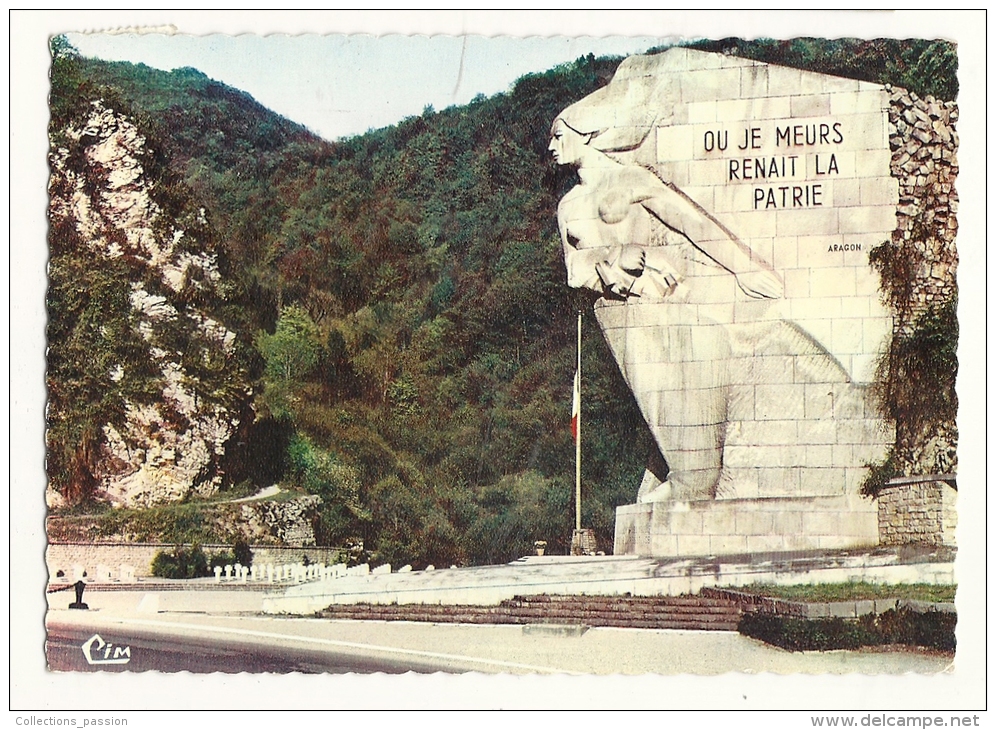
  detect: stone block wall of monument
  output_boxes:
[587,49,960,556]
[878,480,957,547]
[623,48,959,491]
[629,49,900,504]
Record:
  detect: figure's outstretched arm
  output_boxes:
[636,183,783,299]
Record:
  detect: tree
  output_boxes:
[256,305,323,419]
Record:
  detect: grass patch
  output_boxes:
[732,582,956,603]
[49,501,238,544]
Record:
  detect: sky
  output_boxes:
[67,32,676,141]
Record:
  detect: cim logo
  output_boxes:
[81,634,131,665]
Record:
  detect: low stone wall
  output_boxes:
[877,480,957,547]
[702,586,956,619]
[46,542,345,579]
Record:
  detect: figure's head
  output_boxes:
[548,118,592,166]
[552,66,665,160]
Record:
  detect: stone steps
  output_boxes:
[318,593,742,631]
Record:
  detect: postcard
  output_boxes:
[12,9,986,713]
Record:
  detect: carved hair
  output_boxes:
[555,69,672,154]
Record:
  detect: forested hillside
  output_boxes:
[48,41,647,565]
[47,37,958,567]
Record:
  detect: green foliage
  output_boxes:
[92,502,213,543]
[286,432,369,546]
[50,35,79,60]
[860,448,901,498]
[875,301,958,440]
[207,550,236,571]
[205,539,253,569]
[232,538,253,567]
[150,544,210,579]
[868,228,958,488]
[682,38,958,100]
[739,608,956,652]
[740,613,875,651]
[873,606,957,651]
[257,305,323,418]
[460,471,573,565]
[45,250,161,501]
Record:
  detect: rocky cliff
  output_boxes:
[48,99,248,508]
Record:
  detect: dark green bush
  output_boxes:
[208,550,235,571]
[150,544,210,579]
[232,538,253,567]
[873,607,957,651]
[740,613,876,651]
[206,539,253,570]
[740,607,956,652]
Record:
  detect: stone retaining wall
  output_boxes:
[877,480,957,547]
[46,542,345,579]
[702,586,956,619]
[318,594,743,631]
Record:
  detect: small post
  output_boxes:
[69,580,88,610]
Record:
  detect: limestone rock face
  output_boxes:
[49,100,246,508]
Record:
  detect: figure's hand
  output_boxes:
[617,245,646,275]
[596,260,637,298]
[657,271,680,290]
[642,249,682,292]
[736,269,784,299]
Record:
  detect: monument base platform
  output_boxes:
[614,495,879,558]
[262,545,953,614]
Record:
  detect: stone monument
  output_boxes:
[552,48,902,557]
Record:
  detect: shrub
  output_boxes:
[205,539,253,571]
[232,538,253,567]
[873,607,957,651]
[207,550,235,571]
[740,607,956,652]
[150,544,210,579]
[740,613,875,651]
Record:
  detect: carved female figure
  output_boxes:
[550,115,782,502]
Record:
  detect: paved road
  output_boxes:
[45,591,954,676]
[46,623,458,674]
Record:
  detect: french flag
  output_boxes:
[571,368,580,442]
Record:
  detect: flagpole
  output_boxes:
[575,310,582,534]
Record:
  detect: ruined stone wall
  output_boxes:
[240,495,322,547]
[887,87,959,330]
[881,87,959,480]
[877,480,957,547]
